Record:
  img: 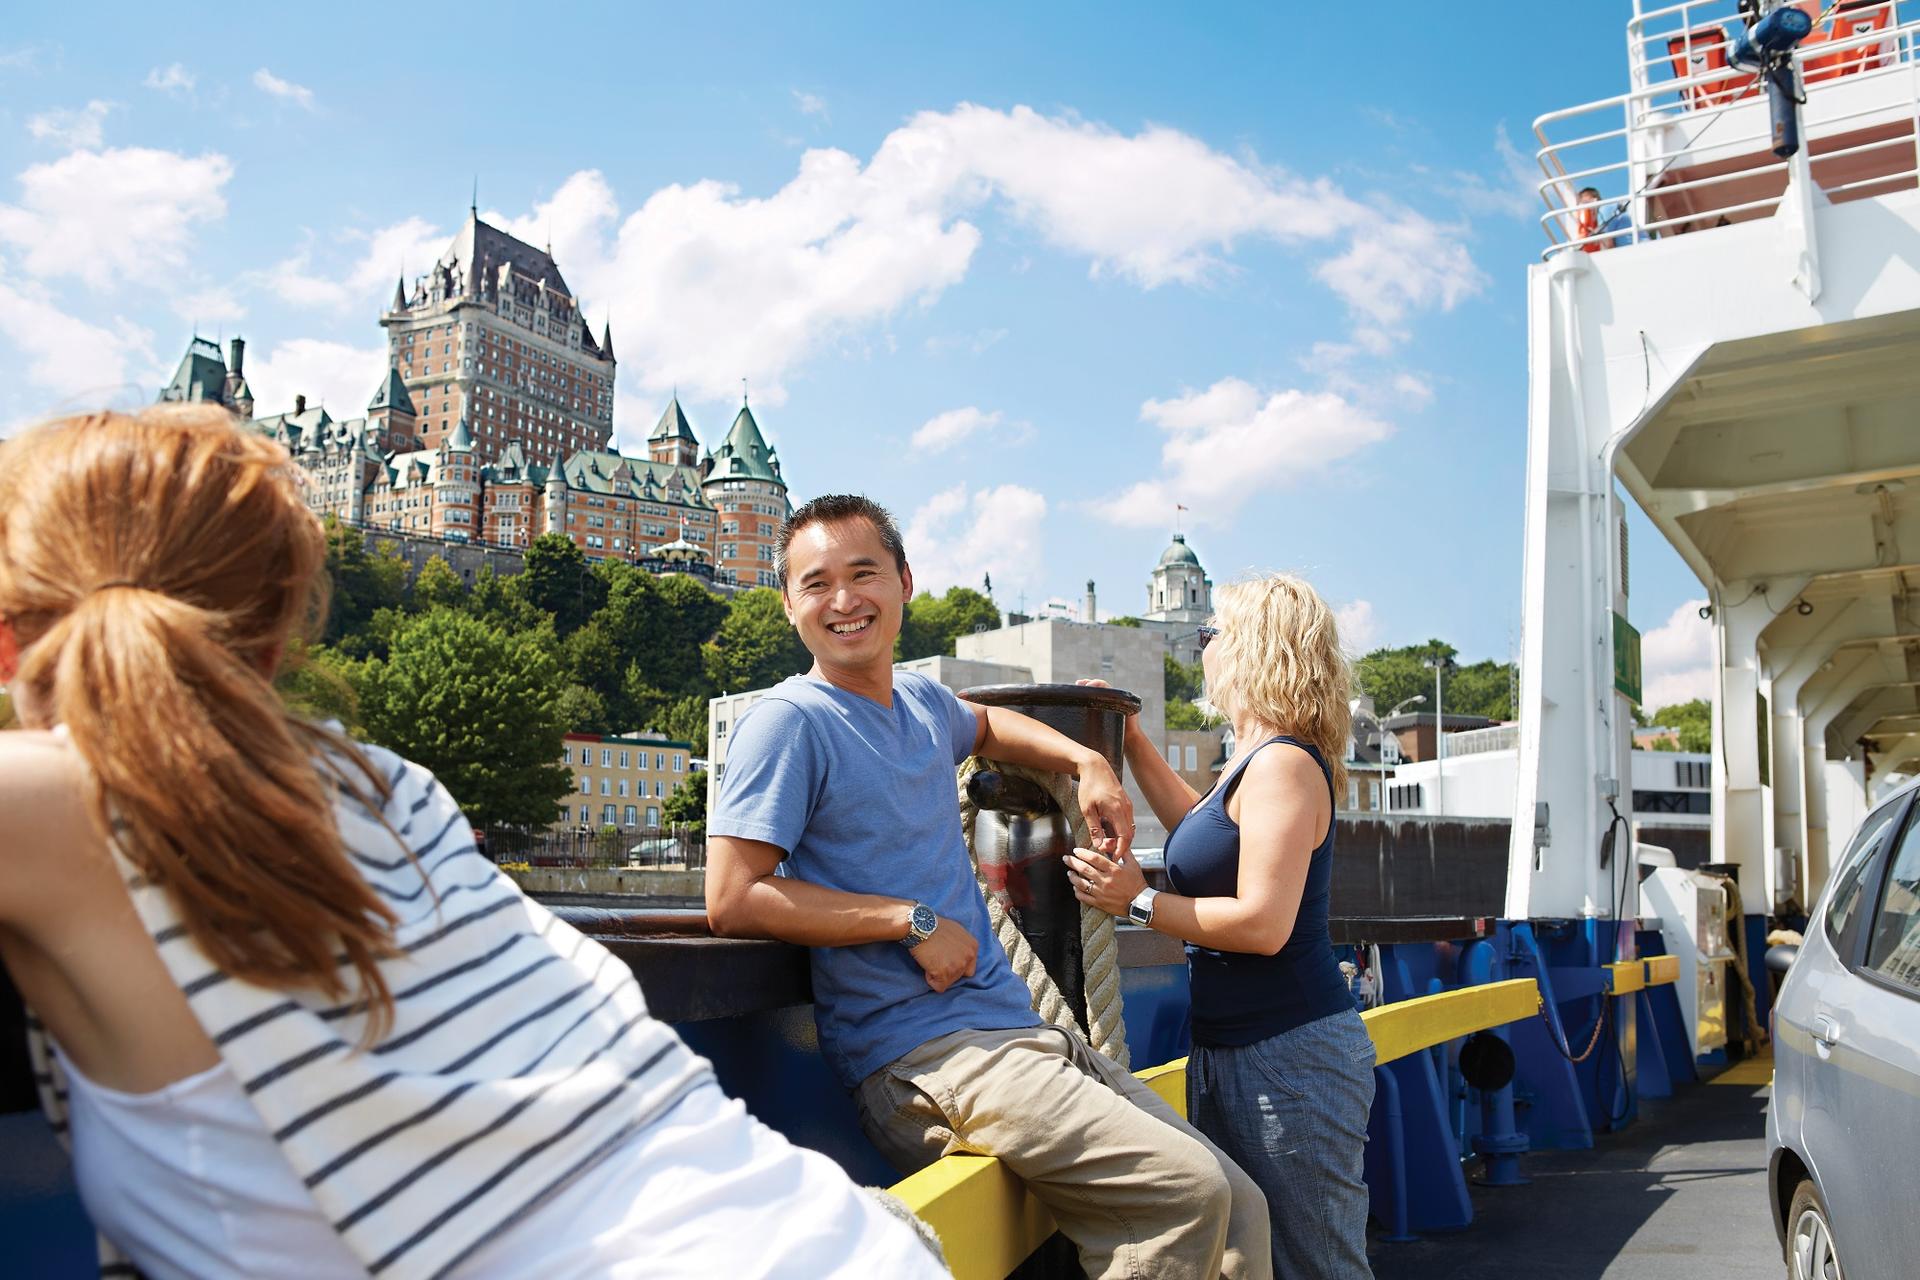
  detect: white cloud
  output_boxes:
[1391,372,1434,408]
[905,483,1048,598]
[263,215,448,311]
[252,68,315,111]
[1642,597,1715,710]
[1097,377,1392,528]
[244,338,386,419]
[0,146,231,290]
[479,104,1478,404]
[910,406,1002,452]
[143,63,195,95]
[1439,122,1541,221]
[27,100,113,148]
[793,90,829,120]
[0,271,152,400]
[1336,600,1380,655]
[171,284,246,326]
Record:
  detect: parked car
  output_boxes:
[1768,775,1920,1280]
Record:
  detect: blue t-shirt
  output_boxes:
[710,671,1041,1088]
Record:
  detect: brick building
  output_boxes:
[158,210,792,587]
[383,209,614,459]
[558,731,695,831]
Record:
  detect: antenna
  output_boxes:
[742,376,749,407]
[470,176,478,217]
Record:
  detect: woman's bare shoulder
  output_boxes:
[1239,740,1327,792]
[0,731,95,861]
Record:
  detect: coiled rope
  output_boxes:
[955,756,1129,1069]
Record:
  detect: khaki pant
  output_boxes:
[854,1025,1272,1280]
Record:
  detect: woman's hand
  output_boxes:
[1075,678,1149,751]
[1065,844,1148,917]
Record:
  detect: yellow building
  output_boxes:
[557,731,694,830]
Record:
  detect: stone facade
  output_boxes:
[382,211,613,459]
[559,731,695,831]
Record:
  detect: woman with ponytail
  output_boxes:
[1069,574,1375,1279]
[0,407,943,1280]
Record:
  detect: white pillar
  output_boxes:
[1710,576,1807,909]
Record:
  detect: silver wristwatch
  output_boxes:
[1127,887,1159,927]
[901,901,938,948]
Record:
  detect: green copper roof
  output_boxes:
[649,396,698,443]
[1158,533,1201,568]
[709,404,783,485]
[446,416,475,452]
[158,337,229,405]
[368,367,415,415]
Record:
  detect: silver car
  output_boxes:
[1768,776,1920,1280]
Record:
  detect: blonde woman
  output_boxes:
[0,408,943,1279]
[1071,575,1375,1279]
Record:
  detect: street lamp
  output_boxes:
[1422,656,1455,817]
[1380,695,1425,814]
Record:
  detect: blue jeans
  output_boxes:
[1189,1010,1376,1279]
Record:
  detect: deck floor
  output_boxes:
[1370,1066,1778,1279]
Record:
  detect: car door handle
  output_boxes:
[1812,1015,1840,1053]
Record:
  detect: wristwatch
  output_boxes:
[901,901,938,948]
[1127,887,1159,927]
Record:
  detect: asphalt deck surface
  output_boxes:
[1369,1067,1779,1280]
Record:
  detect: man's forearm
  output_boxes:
[974,703,1100,777]
[711,871,914,947]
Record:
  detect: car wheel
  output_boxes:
[1787,1179,1843,1280]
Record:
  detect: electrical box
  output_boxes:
[1640,866,1736,1058]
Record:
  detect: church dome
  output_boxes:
[1158,533,1201,568]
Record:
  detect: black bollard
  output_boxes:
[959,682,1141,1038]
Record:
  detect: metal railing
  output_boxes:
[1534,0,1920,255]
[477,822,707,870]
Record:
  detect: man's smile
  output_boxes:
[828,617,875,636]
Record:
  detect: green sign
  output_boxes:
[1613,612,1643,704]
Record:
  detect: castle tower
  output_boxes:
[380,209,615,459]
[700,401,791,590]
[647,395,701,468]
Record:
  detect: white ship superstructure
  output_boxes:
[1512,0,1920,920]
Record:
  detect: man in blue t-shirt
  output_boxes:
[708,495,1269,1280]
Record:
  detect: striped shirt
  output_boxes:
[31,739,712,1280]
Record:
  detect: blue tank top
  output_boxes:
[1164,736,1352,1047]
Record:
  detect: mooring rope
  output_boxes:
[955,756,1129,1069]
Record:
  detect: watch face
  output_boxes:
[911,903,938,938]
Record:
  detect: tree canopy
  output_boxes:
[1353,641,1515,721]
[1647,698,1711,753]
[897,587,1002,661]
[518,533,605,636]
[355,607,574,825]
[704,587,811,693]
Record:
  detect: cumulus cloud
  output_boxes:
[1391,372,1434,408]
[244,338,386,418]
[1439,122,1541,221]
[263,215,448,311]
[910,406,1003,452]
[455,105,1477,405]
[1096,377,1392,528]
[1335,600,1380,655]
[0,146,231,289]
[1642,597,1715,710]
[252,68,315,111]
[143,64,196,95]
[171,284,246,326]
[27,100,113,149]
[793,90,829,120]
[0,271,152,400]
[905,483,1048,598]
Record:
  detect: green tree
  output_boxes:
[276,641,364,733]
[1165,652,1206,704]
[552,683,609,735]
[662,769,708,832]
[1166,699,1224,730]
[1649,698,1712,753]
[659,693,711,757]
[410,554,467,612]
[518,533,604,636]
[1447,659,1515,720]
[1106,616,1144,628]
[896,586,1003,661]
[467,564,548,634]
[594,567,728,701]
[704,588,811,692]
[320,517,408,645]
[356,608,573,825]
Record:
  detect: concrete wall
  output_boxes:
[958,618,1170,846]
[503,867,705,899]
[359,525,526,581]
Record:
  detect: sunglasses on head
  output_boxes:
[1196,625,1220,650]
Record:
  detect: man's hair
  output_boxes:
[1578,186,1601,201]
[776,494,907,589]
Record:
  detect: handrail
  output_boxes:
[890,979,1540,1280]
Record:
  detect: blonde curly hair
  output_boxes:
[1204,572,1351,794]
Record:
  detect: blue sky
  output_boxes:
[0,3,1714,703]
